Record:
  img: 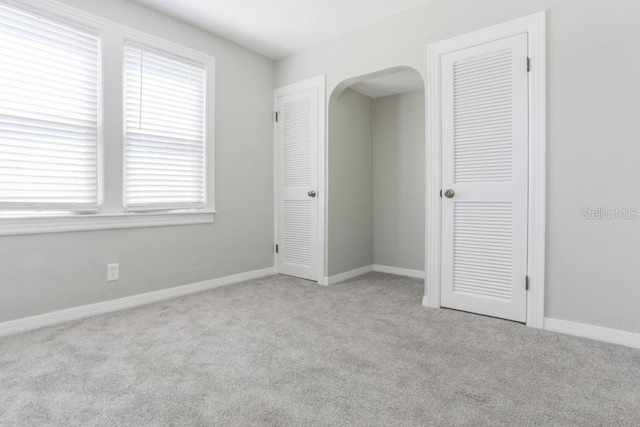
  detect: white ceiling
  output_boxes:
[131,0,431,60]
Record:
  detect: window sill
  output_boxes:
[0,211,216,236]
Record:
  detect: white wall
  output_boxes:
[276,0,640,334]
[373,91,425,271]
[0,0,274,322]
[328,89,374,276]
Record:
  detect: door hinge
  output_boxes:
[274,111,280,122]
[275,244,279,254]
[525,275,530,290]
[527,57,531,72]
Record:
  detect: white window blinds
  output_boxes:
[124,42,207,212]
[0,3,100,212]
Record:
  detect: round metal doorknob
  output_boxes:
[444,189,455,199]
[308,190,317,198]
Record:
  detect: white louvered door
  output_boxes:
[276,87,320,281]
[441,33,528,322]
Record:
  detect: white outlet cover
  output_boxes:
[107,263,119,282]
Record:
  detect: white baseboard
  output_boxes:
[324,264,426,285]
[0,267,276,338]
[544,317,640,350]
[373,264,425,279]
[417,304,640,350]
[324,265,374,285]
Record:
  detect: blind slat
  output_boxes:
[124,103,204,124]
[2,68,98,92]
[125,87,205,112]
[124,65,205,91]
[0,8,98,48]
[0,116,97,134]
[1,134,98,149]
[1,39,99,71]
[1,163,98,173]
[125,155,204,168]
[125,113,204,130]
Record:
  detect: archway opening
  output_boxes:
[326,67,425,280]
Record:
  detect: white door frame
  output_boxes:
[424,12,546,328]
[273,75,327,283]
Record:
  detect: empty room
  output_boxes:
[1,0,639,425]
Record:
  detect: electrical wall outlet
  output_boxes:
[107,263,119,282]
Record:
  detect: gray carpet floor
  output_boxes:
[1,273,639,426]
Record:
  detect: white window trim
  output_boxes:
[0,212,214,236]
[0,0,216,236]
[0,3,103,213]
[122,41,210,213]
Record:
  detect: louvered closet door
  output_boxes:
[276,88,319,281]
[441,33,528,322]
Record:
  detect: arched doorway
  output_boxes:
[325,67,426,284]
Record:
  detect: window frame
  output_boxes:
[0,1,103,213]
[122,40,209,213]
[0,0,216,236]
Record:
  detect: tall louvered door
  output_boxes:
[276,86,320,281]
[441,33,529,322]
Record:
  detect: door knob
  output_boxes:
[308,190,317,198]
[444,189,455,199]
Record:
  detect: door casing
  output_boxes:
[424,12,546,328]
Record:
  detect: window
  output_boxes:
[124,43,207,212]
[0,1,215,235]
[0,2,100,213]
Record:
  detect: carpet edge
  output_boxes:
[0,266,276,338]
